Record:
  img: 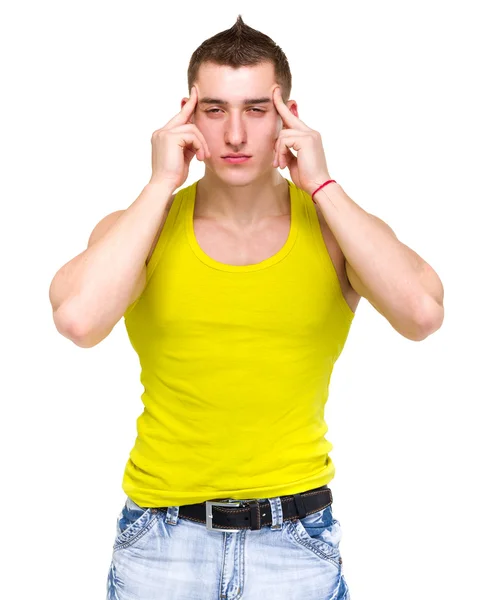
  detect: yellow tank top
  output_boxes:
[122,178,355,507]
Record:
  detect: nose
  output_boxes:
[224,112,247,148]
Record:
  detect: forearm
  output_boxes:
[311,181,444,333]
[51,181,175,337]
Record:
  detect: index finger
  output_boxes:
[165,85,198,129]
[273,86,306,130]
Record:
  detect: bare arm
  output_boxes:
[50,84,209,348]
[49,181,175,347]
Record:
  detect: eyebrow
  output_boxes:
[199,97,272,106]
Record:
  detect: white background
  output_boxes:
[1,1,477,598]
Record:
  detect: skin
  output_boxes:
[180,61,300,228]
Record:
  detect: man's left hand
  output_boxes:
[272,86,331,199]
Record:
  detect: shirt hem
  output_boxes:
[122,468,335,508]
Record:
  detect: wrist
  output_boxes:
[146,179,178,195]
[308,176,334,198]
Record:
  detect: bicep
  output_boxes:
[87,209,125,248]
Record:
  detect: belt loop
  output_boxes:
[268,496,284,530]
[166,505,179,525]
[292,493,307,519]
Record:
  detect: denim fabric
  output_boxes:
[107,492,350,599]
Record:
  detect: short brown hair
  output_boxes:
[187,15,292,101]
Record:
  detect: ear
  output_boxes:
[286,100,299,119]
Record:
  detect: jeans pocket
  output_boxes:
[113,497,155,550]
[288,504,343,566]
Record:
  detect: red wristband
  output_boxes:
[311,179,337,202]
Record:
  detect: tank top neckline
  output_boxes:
[184,178,299,273]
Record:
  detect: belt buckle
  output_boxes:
[205,498,255,532]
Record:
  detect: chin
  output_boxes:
[212,162,274,182]
[222,173,266,188]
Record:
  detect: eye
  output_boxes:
[206,108,265,114]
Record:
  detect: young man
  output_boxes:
[49,15,444,600]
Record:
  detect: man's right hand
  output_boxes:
[149,85,211,190]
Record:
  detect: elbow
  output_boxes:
[53,306,106,348]
[406,299,445,341]
[70,322,113,348]
[415,312,444,341]
[388,300,444,342]
[416,296,445,340]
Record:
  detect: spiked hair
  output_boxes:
[187,15,292,101]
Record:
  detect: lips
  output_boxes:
[222,156,251,164]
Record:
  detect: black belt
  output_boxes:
[155,485,332,532]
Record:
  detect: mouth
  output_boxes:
[222,155,252,164]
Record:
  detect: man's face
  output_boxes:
[181,61,297,183]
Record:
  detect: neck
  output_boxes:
[195,170,290,227]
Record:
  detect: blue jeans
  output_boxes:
[107,491,350,599]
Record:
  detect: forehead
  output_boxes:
[196,61,277,98]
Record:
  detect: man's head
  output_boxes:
[181,15,298,185]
